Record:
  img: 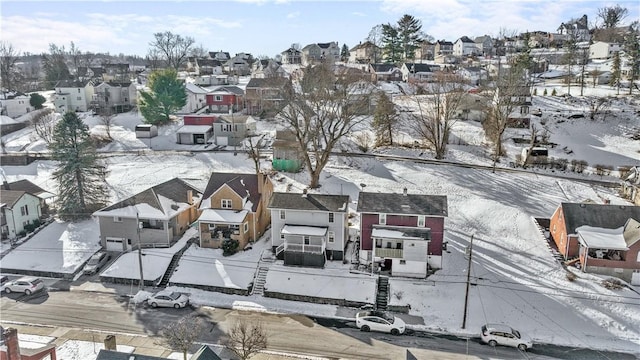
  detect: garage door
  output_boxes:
[216,136,228,146]
[106,237,126,251]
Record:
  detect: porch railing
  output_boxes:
[374,248,403,258]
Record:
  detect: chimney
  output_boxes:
[104,334,117,351]
[257,172,264,194]
[187,190,193,205]
[3,328,21,360]
[403,188,408,196]
[2,181,9,190]
[302,188,308,198]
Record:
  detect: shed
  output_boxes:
[135,124,158,138]
[176,125,213,145]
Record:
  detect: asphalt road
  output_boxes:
[1,289,636,360]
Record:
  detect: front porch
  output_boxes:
[198,209,248,249]
[275,225,327,267]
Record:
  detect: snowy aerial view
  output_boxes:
[1,1,640,360]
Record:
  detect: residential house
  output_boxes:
[177,114,216,145]
[0,92,32,118]
[457,66,487,85]
[622,167,640,206]
[209,51,231,62]
[434,40,454,56]
[280,47,302,65]
[349,41,381,64]
[414,40,436,60]
[102,63,130,82]
[213,114,256,146]
[206,86,244,113]
[474,35,493,56]
[244,77,290,116]
[180,83,209,114]
[0,188,42,240]
[2,179,55,215]
[525,31,550,48]
[368,64,403,82]
[453,93,488,122]
[589,41,622,60]
[252,59,288,79]
[53,80,94,113]
[96,350,168,360]
[272,129,304,172]
[1,328,57,360]
[357,190,448,278]
[453,36,477,57]
[194,75,231,87]
[93,178,202,251]
[196,58,224,75]
[549,202,640,282]
[91,81,137,113]
[557,14,590,42]
[197,172,273,250]
[493,85,532,128]
[224,55,251,76]
[301,42,340,66]
[268,192,350,267]
[400,63,441,83]
[76,66,106,82]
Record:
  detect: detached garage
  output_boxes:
[176,125,213,144]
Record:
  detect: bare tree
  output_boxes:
[189,43,208,58]
[146,48,163,71]
[222,319,268,360]
[597,5,629,29]
[0,41,21,92]
[31,109,58,144]
[99,107,116,140]
[276,63,373,188]
[366,25,384,63]
[68,41,82,79]
[588,97,611,121]
[245,134,264,174]
[561,32,579,96]
[158,314,203,360]
[149,31,195,70]
[408,72,466,159]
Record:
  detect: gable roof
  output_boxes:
[357,192,448,217]
[202,173,263,212]
[3,179,53,198]
[281,47,301,55]
[54,79,91,88]
[317,42,336,49]
[457,36,475,43]
[186,83,209,94]
[561,203,640,235]
[189,345,223,360]
[268,192,349,212]
[370,64,398,73]
[246,77,289,89]
[404,63,435,73]
[96,178,200,215]
[0,190,28,208]
[96,349,168,360]
[623,218,640,247]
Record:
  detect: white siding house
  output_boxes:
[0,93,32,118]
[0,190,42,240]
[589,42,621,60]
[53,80,94,113]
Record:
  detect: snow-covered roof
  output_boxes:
[282,225,327,236]
[198,209,248,224]
[176,125,212,134]
[186,83,209,94]
[576,225,628,250]
[372,227,427,240]
[95,199,191,221]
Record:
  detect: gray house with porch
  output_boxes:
[268,192,350,267]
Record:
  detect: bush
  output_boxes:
[222,239,240,256]
[601,278,624,290]
[29,93,47,109]
[566,271,577,282]
[543,89,548,96]
[533,88,537,96]
[24,223,36,232]
[571,159,588,173]
[33,219,42,228]
[551,89,557,96]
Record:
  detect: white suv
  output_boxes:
[3,277,45,295]
[481,323,533,351]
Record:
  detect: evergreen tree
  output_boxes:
[29,93,46,109]
[50,112,108,220]
[138,69,187,124]
[623,21,639,95]
[381,24,402,64]
[340,44,350,62]
[610,51,621,92]
[397,14,423,61]
[372,92,398,146]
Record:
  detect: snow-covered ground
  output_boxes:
[1,90,639,356]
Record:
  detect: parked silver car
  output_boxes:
[83,251,111,275]
[355,310,406,335]
[147,291,189,309]
[481,323,533,351]
[3,277,45,295]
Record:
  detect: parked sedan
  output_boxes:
[3,277,45,295]
[0,275,9,293]
[83,251,111,275]
[147,291,189,309]
[355,310,406,335]
[481,323,533,351]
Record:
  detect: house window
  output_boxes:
[113,216,122,222]
[304,236,310,245]
[279,210,285,220]
[520,106,529,114]
[208,224,216,231]
[375,238,382,247]
[20,205,28,216]
[328,231,335,243]
[280,233,285,240]
[215,95,222,101]
[396,242,403,249]
[379,213,386,225]
[244,222,249,233]
[328,212,334,223]
[386,242,392,248]
[77,89,80,93]
[77,97,82,101]
[221,199,232,209]
[417,215,425,227]
[399,260,406,265]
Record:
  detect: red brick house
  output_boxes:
[1,328,57,360]
[549,202,640,282]
[357,189,448,278]
[205,86,244,113]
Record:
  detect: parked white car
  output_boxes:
[0,275,9,293]
[481,323,533,351]
[83,251,111,275]
[147,291,189,309]
[355,310,405,335]
[3,277,45,295]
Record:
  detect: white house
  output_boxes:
[92,81,137,113]
[180,83,209,114]
[53,80,94,113]
[453,36,477,57]
[589,41,622,60]
[0,189,42,240]
[301,42,341,66]
[268,192,350,268]
[0,92,32,118]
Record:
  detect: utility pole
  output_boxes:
[462,233,474,329]
[136,212,144,291]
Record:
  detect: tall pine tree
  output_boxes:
[381,24,402,64]
[372,92,398,146]
[397,14,423,61]
[610,51,621,94]
[139,69,187,124]
[340,44,350,62]
[50,112,109,220]
[623,21,639,95]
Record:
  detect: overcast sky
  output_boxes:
[2,0,639,58]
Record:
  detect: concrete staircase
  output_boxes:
[376,276,389,310]
[158,242,191,287]
[251,249,276,296]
